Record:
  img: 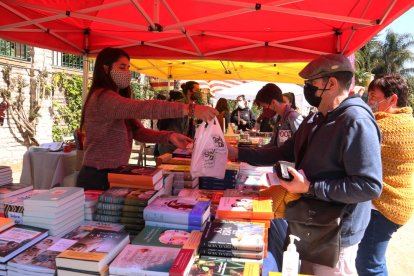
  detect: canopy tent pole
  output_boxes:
[82,29,90,104]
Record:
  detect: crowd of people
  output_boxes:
[76,47,414,276]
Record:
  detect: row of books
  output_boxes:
[0,166,12,186]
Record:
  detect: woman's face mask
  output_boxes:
[367,98,389,113]
[110,69,132,89]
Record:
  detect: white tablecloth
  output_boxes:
[20,150,77,189]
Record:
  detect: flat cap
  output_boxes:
[299,54,354,80]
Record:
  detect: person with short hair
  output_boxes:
[255,84,303,147]
[356,74,414,276]
[228,54,383,275]
[230,94,256,131]
[215,97,230,132]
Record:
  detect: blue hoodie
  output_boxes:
[238,95,383,246]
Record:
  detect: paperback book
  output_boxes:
[200,221,265,251]
[0,183,32,199]
[143,196,210,227]
[107,165,163,186]
[132,226,192,248]
[23,187,84,208]
[188,258,260,276]
[216,197,274,220]
[109,244,180,276]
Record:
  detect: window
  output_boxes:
[0,39,31,61]
[53,51,95,71]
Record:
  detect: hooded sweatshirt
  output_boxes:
[238,95,383,247]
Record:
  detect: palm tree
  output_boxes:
[372,30,414,76]
[355,38,381,85]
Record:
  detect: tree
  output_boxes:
[372,30,414,76]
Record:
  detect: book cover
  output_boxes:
[132,226,192,248]
[109,179,163,191]
[172,148,192,158]
[23,187,84,208]
[0,183,32,199]
[7,236,77,273]
[109,244,180,276]
[108,165,163,186]
[143,197,210,226]
[178,189,223,204]
[56,229,129,272]
[84,190,104,208]
[199,247,263,259]
[3,190,47,223]
[216,197,274,220]
[98,188,159,206]
[0,217,14,232]
[188,258,260,276]
[200,221,265,251]
[145,220,206,231]
[0,224,48,263]
[169,248,196,276]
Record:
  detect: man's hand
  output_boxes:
[227,143,239,161]
[169,133,193,148]
[279,167,311,193]
[194,105,219,121]
[240,119,247,125]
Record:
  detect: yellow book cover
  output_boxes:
[57,250,106,262]
[217,197,274,220]
[244,262,261,276]
[182,231,202,250]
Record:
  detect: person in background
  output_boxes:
[156,90,189,156]
[349,85,366,97]
[356,74,414,276]
[228,54,383,275]
[150,93,167,130]
[215,97,230,132]
[77,48,218,190]
[230,94,256,131]
[255,84,303,147]
[282,92,301,114]
[181,81,201,138]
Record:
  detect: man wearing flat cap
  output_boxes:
[227,54,382,275]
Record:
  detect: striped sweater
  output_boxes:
[83,89,186,169]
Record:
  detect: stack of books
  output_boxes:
[7,221,125,276]
[187,257,260,275]
[22,187,85,236]
[94,187,162,236]
[215,197,274,227]
[107,165,164,190]
[3,190,47,224]
[0,166,12,186]
[223,185,262,197]
[0,224,48,265]
[198,221,267,261]
[178,189,223,218]
[84,190,104,221]
[55,229,129,275]
[143,196,211,231]
[198,169,238,190]
[172,172,199,195]
[0,183,32,215]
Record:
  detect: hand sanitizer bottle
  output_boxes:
[282,234,300,276]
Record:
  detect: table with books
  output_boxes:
[20,149,76,189]
[0,150,288,276]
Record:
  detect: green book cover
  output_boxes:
[132,226,192,248]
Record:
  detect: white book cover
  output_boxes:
[109,244,180,276]
[24,187,84,207]
[23,196,84,217]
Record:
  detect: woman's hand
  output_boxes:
[169,133,193,148]
[194,105,219,121]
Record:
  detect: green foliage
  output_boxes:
[131,81,155,100]
[52,73,83,141]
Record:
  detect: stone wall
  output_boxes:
[0,48,81,173]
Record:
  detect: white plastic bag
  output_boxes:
[191,118,228,179]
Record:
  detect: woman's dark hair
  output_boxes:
[180,81,199,95]
[80,47,131,130]
[283,92,298,110]
[169,90,185,102]
[368,74,409,107]
[254,83,283,106]
[215,98,229,113]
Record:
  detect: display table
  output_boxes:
[20,150,77,189]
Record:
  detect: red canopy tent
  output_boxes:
[0,0,412,62]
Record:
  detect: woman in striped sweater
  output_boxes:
[77,48,218,190]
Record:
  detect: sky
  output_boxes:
[379,7,414,37]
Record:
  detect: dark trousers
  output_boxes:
[77,166,111,190]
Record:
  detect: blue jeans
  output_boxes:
[356,209,401,276]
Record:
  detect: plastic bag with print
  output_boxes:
[190,117,228,179]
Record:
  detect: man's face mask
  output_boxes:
[237,99,246,109]
[110,70,132,89]
[304,79,330,108]
[262,107,277,118]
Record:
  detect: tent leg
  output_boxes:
[82,54,89,104]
